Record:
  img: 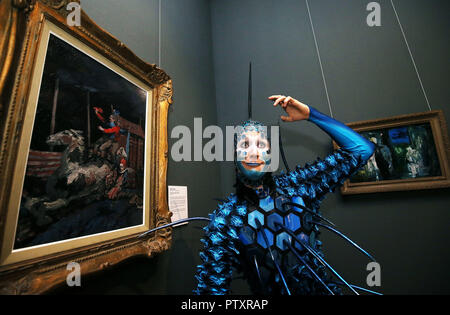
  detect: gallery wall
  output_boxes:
[210,0,450,294]
[53,0,449,294]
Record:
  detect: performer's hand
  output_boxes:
[268,95,310,122]
[98,126,104,131]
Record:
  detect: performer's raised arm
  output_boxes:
[269,95,374,163]
[269,95,375,201]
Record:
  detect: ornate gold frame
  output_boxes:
[334,110,450,195]
[0,0,172,294]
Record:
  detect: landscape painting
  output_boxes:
[350,123,442,183]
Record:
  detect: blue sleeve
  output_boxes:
[273,106,375,204]
[194,196,243,295]
[308,106,375,163]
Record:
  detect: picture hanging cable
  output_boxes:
[158,0,162,67]
[305,0,334,118]
[390,0,432,111]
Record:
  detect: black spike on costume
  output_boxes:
[278,122,291,173]
[274,222,359,295]
[138,217,211,239]
[283,240,335,295]
[248,62,252,120]
[244,196,355,294]
[255,219,291,295]
[331,282,383,295]
[243,195,265,212]
[282,202,336,227]
[252,255,265,290]
[313,221,376,262]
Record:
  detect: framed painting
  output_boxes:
[334,110,450,195]
[0,0,172,294]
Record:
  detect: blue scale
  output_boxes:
[239,194,310,254]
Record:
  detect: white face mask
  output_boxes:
[236,130,271,181]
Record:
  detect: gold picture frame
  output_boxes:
[0,0,172,294]
[334,110,450,195]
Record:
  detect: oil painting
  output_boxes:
[351,123,441,183]
[14,33,147,249]
[0,1,172,294]
[335,110,450,194]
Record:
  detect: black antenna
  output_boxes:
[248,62,252,120]
[278,120,291,173]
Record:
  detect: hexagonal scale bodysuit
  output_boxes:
[194,106,375,295]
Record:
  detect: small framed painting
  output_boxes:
[334,110,450,195]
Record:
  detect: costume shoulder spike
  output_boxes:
[248,62,252,120]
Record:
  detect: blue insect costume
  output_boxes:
[137,65,378,295]
[193,105,375,295]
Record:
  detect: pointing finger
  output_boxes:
[268,95,283,100]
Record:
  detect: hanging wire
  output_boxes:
[390,0,432,111]
[158,0,162,67]
[305,0,334,118]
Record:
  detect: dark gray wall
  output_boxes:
[53,0,450,295]
[210,0,450,294]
